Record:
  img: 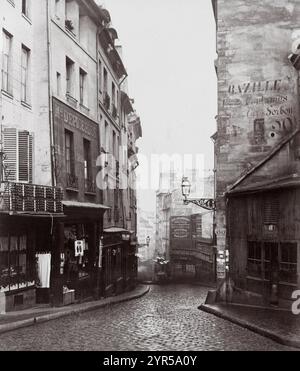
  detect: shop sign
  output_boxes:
[75,240,85,257]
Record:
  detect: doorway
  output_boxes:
[264,242,279,304]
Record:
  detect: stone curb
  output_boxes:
[0,285,150,336]
[199,304,300,350]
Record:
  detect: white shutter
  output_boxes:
[3,128,17,181]
[3,129,33,183]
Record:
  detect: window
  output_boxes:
[79,68,87,106]
[112,82,116,106]
[253,119,266,145]
[22,0,30,18]
[2,30,12,94]
[247,241,262,278]
[112,131,116,159]
[66,56,75,96]
[21,45,30,103]
[83,138,91,181]
[104,121,109,152]
[55,0,61,19]
[103,67,108,94]
[3,128,33,183]
[98,60,102,92]
[65,0,75,34]
[0,235,33,290]
[65,130,75,175]
[280,242,297,284]
[56,72,61,96]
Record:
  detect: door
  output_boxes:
[264,242,279,304]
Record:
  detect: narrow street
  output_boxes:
[0,285,295,351]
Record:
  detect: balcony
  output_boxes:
[79,103,90,116]
[66,173,79,191]
[84,178,96,195]
[65,19,75,35]
[66,93,78,108]
[0,182,63,214]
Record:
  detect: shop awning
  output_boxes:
[62,201,110,220]
[63,201,110,210]
[103,227,131,234]
[0,211,65,218]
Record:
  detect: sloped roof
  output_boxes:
[228,129,300,195]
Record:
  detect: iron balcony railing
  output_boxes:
[84,178,96,194]
[66,173,79,190]
[0,182,63,213]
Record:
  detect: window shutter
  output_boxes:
[18,130,32,183]
[263,197,279,224]
[29,134,33,183]
[3,127,17,181]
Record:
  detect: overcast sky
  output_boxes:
[103,0,217,212]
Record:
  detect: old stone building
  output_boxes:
[212,0,300,305]
[0,0,142,312]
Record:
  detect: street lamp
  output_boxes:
[182,177,192,199]
[181,177,216,211]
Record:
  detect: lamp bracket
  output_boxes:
[183,198,216,211]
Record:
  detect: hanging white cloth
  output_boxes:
[36,254,51,288]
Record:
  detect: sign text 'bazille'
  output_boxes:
[228,80,282,95]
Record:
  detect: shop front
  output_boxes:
[0,216,37,313]
[0,182,64,313]
[53,201,109,305]
[102,228,137,297]
[228,186,300,306]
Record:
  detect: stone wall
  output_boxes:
[214,0,300,277]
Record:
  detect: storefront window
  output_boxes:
[63,225,90,284]
[0,236,9,288]
[0,235,31,291]
[247,241,262,278]
[280,242,297,284]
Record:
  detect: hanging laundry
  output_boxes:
[36,254,51,288]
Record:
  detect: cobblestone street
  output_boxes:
[0,285,296,351]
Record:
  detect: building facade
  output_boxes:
[212,0,300,305]
[155,170,215,283]
[0,0,142,312]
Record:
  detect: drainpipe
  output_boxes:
[46,0,56,187]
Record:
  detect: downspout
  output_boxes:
[46,0,56,187]
[118,73,128,230]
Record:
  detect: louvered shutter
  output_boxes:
[28,134,33,183]
[3,127,17,181]
[18,130,33,183]
[263,197,279,225]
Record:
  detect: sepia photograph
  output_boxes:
[0,0,299,355]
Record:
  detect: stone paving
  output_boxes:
[0,285,297,351]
